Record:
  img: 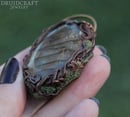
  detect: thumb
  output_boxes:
[0,58,26,117]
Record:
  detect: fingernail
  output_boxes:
[101,54,111,63]
[90,97,100,106]
[0,57,19,84]
[97,45,107,55]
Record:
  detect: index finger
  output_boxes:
[34,46,111,117]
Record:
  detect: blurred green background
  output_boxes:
[0,0,130,116]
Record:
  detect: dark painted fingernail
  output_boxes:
[97,45,107,55]
[101,54,111,63]
[0,58,19,84]
[90,97,100,106]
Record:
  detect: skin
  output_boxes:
[0,46,110,117]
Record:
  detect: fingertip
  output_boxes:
[93,45,111,71]
[0,58,19,84]
[0,71,25,117]
[90,97,100,106]
[96,45,107,55]
[88,55,111,76]
[93,45,108,56]
[0,57,26,117]
[65,99,99,117]
[70,55,111,99]
[101,54,111,64]
[93,46,103,56]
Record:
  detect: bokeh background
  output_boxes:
[0,0,130,116]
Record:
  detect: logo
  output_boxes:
[0,0,39,9]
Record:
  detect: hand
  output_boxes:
[0,45,110,117]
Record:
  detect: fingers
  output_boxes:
[71,54,110,99]
[0,45,110,117]
[34,46,111,117]
[0,58,26,117]
[65,99,99,117]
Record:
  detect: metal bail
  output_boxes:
[63,14,97,32]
